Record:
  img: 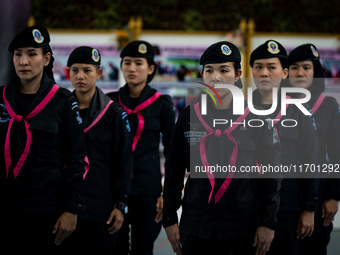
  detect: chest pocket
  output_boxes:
[29,119,60,154]
[238,139,256,151]
[88,131,112,160]
[235,127,256,151]
[279,127,298,142]
[138,118,161,148]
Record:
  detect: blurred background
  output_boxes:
[1,1,340,253]
[2,0,340,95]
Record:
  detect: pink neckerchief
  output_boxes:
[118,92,162,151]
[82,100,114,179]
[194,102,250,204]
[311,94,326,115]
[84,100,113,133]
[2,84,59,178]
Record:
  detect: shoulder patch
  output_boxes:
[0,103,10,123]
[121,111,131,133]
[66,92,82,125]
[71,101,82,125]
[114,103,131,133]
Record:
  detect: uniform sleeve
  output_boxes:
[326,179,340,201]
[253,121,282,230]
[162,111,187,228]
[297,108,320,211]
[60,94,86,214]
[325,99,340,200]
[111,106,133,205]
[160,95,176,159]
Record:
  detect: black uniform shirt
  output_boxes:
[74,87,132,222]
[308,93,340,203]
[252,89,320,213]
[163,101,282,240]
[0,73,86,224]
[107,84,176,196]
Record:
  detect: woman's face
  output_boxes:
[252,57,288,92]
[13,47,50,83]
[200,62,242,98]
[288,60,314,89]
[69,63,102,95]
[121,57,154,86]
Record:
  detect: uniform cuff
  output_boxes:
[162,214,178,228]
[65,196,84,214]
[259,217,276,230]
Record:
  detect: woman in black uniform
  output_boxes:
[288,44,340,255]
[163,41,282,255]
[107,41,176,255]
[63,46,133,254]
[0,26,85,254]
[249,40,320,255]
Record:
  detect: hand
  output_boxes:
[297,210,314,239]
[165,224,182,255]
[106,208,124,234]
[53,212,77,245]
[155,195,163,223]
[253,226,274,255]
[322,199,338,226]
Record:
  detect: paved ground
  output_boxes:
[328,229,340,255]
[154,227,173,255]
[154,227,340,255]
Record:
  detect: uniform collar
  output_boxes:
[73,86,112,128]
[6,72,55,117]
[119,83,157,109]
[252,88,282,118]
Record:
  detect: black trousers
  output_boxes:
[266,211,300,255]
[1,211,62,255]
[180,232,255,255]
[299,210,333,255]
[60,220,117,255]
[115,194,162,255]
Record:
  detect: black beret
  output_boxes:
[67,46,101,67]
[8,25,50,53]
[288,44,320,66]
[200,41,241,66]
[120,40,155,59]
[288,44,324,93]
[120,40,157,83]
[250,40,288,68]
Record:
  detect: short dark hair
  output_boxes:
[234,62,241,73]
[42,44,52,55]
